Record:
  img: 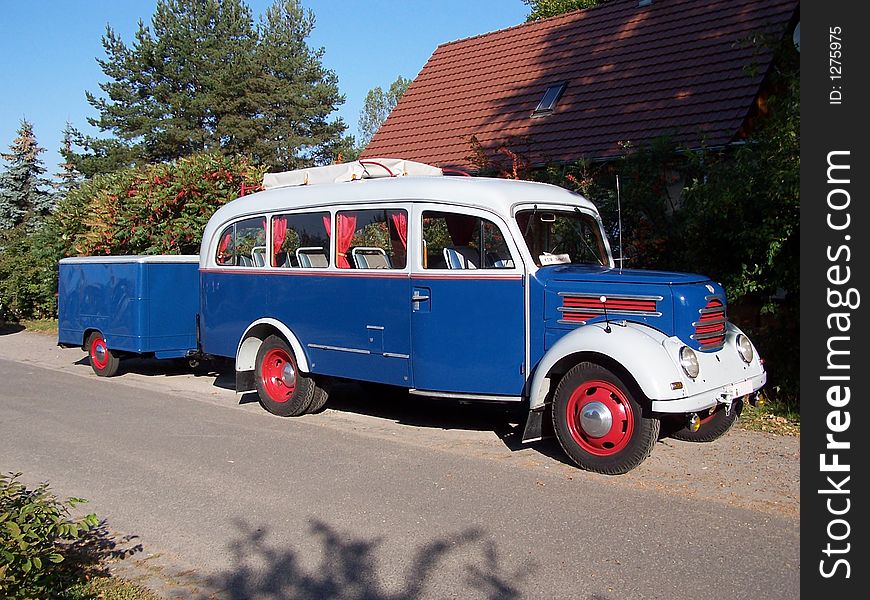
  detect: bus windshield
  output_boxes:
[516,209,609,267]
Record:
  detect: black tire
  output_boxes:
[86,332,121,377]
[307,379,331,413]
[255,335,315,417]
[551,362,660,475]
[670,399,743,442]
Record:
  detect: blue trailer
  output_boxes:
[57,255,201,376]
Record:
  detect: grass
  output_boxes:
[66,575,163,600]
[737,400,800,436]
[0,318,58,334]
[21,318,59,333]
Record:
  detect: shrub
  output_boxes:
[0,152,266,320]
[0,222,64,320]
[0,473,99,599]
[66,152,266,256]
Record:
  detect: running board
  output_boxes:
[408,389,523,403]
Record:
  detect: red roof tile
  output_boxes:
[361,0,798,170]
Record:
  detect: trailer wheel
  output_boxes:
[255,335,314,417]
[87,332,120,377]
[669,399,743,442]
[552,362,659,475]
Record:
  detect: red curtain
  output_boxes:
[336,213,357,268]
[445,214,476,246]
[218,231,232,264]
[389,210,407,249]
[272,216,287,265]
[323,214,331,237]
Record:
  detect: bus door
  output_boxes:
[409,206,526,397]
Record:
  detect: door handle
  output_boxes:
[412,292,430,302]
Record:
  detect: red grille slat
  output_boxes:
[562,297,657,312]
[560,294,659,324]
[562,312,599,322]
[694,298,727,350]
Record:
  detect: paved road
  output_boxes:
[0,331,799,599]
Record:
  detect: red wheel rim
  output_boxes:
[261,348,297,403]
[90,336,109,370]
[698,407,720,426]
[565,380,634,456]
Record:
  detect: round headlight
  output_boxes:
[679,346,700,378]
[736,334,754,364]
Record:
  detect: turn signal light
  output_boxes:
[750,391,766,409]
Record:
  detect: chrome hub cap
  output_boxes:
[579,401,613,438]
[282,362,296,387]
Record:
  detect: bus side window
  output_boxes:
[422,211,513,269]
[233,217,266,268]
[215,226,235,266]
[335,208,407,269]
[272,211,332,268]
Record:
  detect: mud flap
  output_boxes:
[522,407,552,443]
[236,369,255,394]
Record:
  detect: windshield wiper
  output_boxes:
[523,204,538,238]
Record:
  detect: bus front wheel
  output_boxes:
[551,362,659,475]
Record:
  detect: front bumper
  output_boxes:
[650,371,767,414]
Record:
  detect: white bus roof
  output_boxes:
[210,175,597,227]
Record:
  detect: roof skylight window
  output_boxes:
[532,82,567,117]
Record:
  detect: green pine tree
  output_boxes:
[70,0,347,176]
[0,119,53,230]
[253,0,347,170]
[54,124,84,201]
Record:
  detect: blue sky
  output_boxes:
[0,1,529,176]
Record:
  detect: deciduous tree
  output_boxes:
[523,0,604,21]
[358,76,411,149]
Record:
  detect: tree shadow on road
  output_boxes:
[208,518,533,600]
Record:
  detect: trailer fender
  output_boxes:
[527,322,684,412]
[235,319,310,393]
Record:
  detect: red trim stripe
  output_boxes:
[200,268,523,281]
[412,273,523,281]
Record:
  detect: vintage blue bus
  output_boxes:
[59,159,766,474]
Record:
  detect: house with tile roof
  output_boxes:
[361,0,799,171]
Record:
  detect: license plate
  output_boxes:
[724,379,754,398]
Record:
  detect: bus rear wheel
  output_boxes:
[552,362,659,475]
[255,335,315,417]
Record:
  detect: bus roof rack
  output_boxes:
[262,158,443,190]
